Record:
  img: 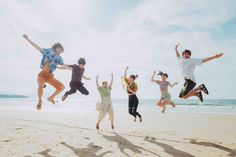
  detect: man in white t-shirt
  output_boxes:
[175,43,224,102]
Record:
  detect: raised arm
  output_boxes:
[109,73,113,88]
[96,75,101,88]
[202,53,224,63]
[175,43,180,58]
[23,34,43,52]
[124,66,129,78]
[151,71,158,83]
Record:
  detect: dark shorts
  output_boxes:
[179,78,196,98]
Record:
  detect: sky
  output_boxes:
[0,0,236,99]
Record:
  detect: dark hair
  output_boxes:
[158,71,168,78]
[52,43,64,52]
[182,49,191,56]
[130,75,138,80]
[163,73,168,78]
[78,58,86,65]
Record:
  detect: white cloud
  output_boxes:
[0,0,235,99]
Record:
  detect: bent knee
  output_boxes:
[57,85,65,91]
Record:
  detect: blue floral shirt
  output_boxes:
[40,48,64,73]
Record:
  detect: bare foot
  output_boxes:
[139,117,142,123]
[47,97,55,105]
[170,102,176,108]
[96,124,99,130]
[111,124,114,129]
[36,100,42,110]
[162,107,166,113]
[134,117,137,122]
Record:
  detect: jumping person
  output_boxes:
[175,43,224,102]
[122,66,142,123]
[95,74,114,130]
[23,34,70,110]
[62,58,91,101]
[151,70,178,113]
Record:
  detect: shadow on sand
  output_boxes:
[144,136,194,157]
[189,139,236,157]
[61,142,112,157]
[38,149,55,157]
[99,132,160,157]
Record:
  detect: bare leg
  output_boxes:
[47,86,64,104]
[170,101,176,108]
[96,120,101,130]
[37,83,44,110]
[183,86,201,99]
[111,120,114,129]
[47,78,65,104]
[160,98,171,113]
[157,99,162,107]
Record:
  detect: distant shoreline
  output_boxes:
[0,94,29,98]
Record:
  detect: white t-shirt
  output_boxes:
[178,57,202,82]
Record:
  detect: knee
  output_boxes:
[57,85,65,91]
[38,84,44,89]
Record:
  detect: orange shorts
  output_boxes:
[37,71,64,90]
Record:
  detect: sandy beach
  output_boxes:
[0,99,236,157]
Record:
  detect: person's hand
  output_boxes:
[214,53,224,59]
[175,43,180,49]
[23,34,28,39]
[87,77,92,80]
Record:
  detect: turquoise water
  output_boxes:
[0,98,236,115]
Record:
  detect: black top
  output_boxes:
[68,64,85,82]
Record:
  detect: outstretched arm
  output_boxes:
[170,82,178,88]
[109,73,113,88]
[175,43,181,58]
[124,66,129,78]
[96,75,101,88]
[23,34,43,52]
[57,64,72,70]
[83,75,91,80]
[202,53,224,63]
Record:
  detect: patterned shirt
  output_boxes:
[40,48,64,73]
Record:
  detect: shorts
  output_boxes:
[161,92,171,100]
[179,78,196,98]
[37,71,64,90]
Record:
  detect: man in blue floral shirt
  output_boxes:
[23,34,70,110]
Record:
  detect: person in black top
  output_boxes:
[62,58,91,101]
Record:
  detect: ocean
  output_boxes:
[0,98,236,115]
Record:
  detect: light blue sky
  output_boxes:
[0,0,235,99]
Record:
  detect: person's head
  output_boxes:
[129,75,138,83]
[161,73,168,81]
[78,58,86,69]
[102,81,108,88]
[158,71,168,81]
[182,49,191,59]
[52,43,64,55]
